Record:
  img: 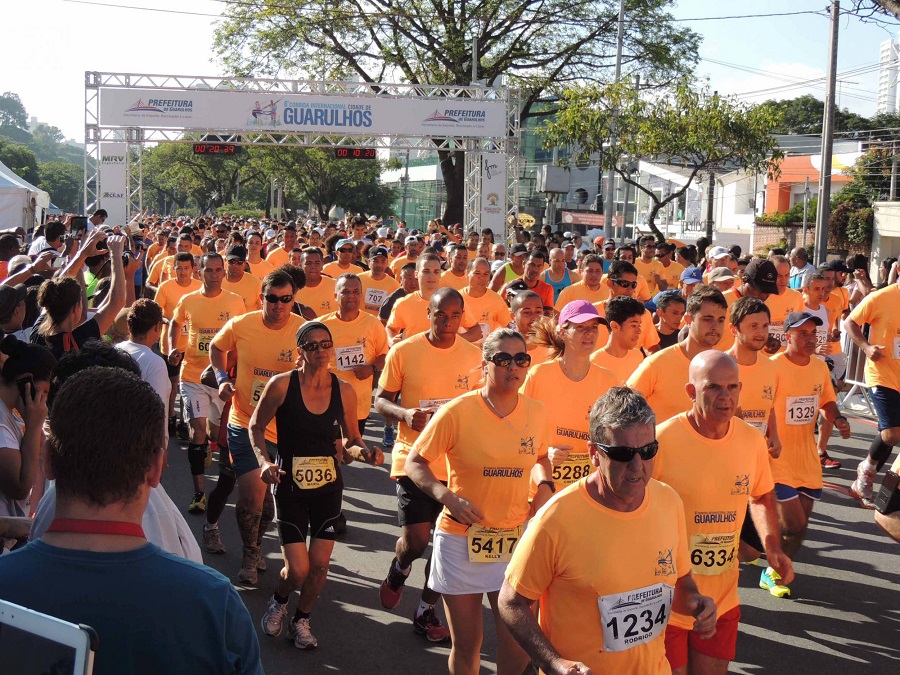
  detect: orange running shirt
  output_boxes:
[554,282,608,313]
[414,391,547,535]
[322,261,364,278]
[765,289,804,351]
[736,355,778,435]
[462,288,513,342]
[211,311,305,443]
[505,478,690,674]
[769,353,836,489]
[222,273,263,312]
[248,258,275,279]
[154,278,201,352]
[653,413,774,626]
[634,258,664,294]
[440,270,469,291]
[378,333,483,479]
[358,271,400,315]
[627,345,692,424]
[590,347,644,384]
[657,261,685,291]
[172,290,246,384]
[295,276,337,317]
[847,284,900,391]
[265,247,290,268]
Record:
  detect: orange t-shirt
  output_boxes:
[714,288,740,352]
[154,278,201,352]
[653,413,774,626]
[765,289,804,351]
[505,478,690,674]
[322,261,364,278]
[627,345,692,424]
[554,282,608,313]
[594,301,659,352]
[148,255,176,285]
[389,254,416,277]
[462,288,513,342]
[265,247,291,268]
[502,278,555,312]
[358,271,400,316]
[320,311,389,420]
[590,347,644,384]
[247,258,275,279]
[824,288,848,356]
[377,333,483,479]
[847,284,900,391]
[657,261,685,291]
[295,276,336,316]
[634,258,664,294]
[736,354,778,435]
[769,353,836,489]
[387,292,477,340]
[210,311,305,443]
[521,360,618,490]
[439,270,469,291]
[414,391,547,535]
[222,273,262,312]
[172,290,246,384]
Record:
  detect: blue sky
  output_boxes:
[1,0,898,141]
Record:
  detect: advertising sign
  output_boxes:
[97,142,128,227]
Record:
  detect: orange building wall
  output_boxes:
[765,155,852,215]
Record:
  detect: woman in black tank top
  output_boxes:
[248,322,384,649]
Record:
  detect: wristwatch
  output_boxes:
[537,480,556,493]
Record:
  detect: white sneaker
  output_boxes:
[260,598,288,637]
[288,617,318,649]
[854,461,877,498]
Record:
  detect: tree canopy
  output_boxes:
[0,92,27,130]
[761,94,900,138]
[541,80,783,239]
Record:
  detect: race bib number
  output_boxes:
[689,532,738,576]
[467,524,523,563]
[552,452,593,487]
[786,395,818,426]
[419,398,451,422]
[815,327,828,347]
[181,324,189,336]
[894,337,900,360]
[335,345,366,371]
[250,379,266,407]
[768,325,786,346]
[291,456,337,490]
[364,288,388,312]
[196,330,215,356]
[478,322,490,341]
[744,418,768,435]
[599,583,673,653]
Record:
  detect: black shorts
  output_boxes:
[740,507,763,552]
[166,357,182,379]
[275,489,343,545]
[396,476,444,527]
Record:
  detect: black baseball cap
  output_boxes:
[744,259,778,295]
[0,284,26,319]
[368,245,389,259]
[825,259,850,273]
[784,311,823,331]
[225,245,247,262]
[511,243,528,256]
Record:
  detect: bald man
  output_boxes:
[653,351,790,675]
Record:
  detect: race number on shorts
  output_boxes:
[335,345,366,371]
[786,395,818,426]
[689,531,738,576]
[599,583,673,652]
[466,524,523,563]
[291,456,337,490]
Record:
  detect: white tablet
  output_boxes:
[0,599,96,675]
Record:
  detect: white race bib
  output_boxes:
[815,327,828,347]
[364,288,388,312]
[599,583,673,653]
[786,395,818,426]
[768,325,786,346]
[419,398,451,410]
[250,379,266,408]
[893,337,900,360]
[689,532,738,576]
[478,322,490,341]
[335,344,366,371]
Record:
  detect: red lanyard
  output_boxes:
[47,519,145,538]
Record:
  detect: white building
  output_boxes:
[877,32,900,115]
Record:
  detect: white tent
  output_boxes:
[0,160,50,233]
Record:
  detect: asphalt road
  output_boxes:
[160,412,900,674]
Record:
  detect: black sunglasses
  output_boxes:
[594,440,659,463]
[487,351,532,368]
[611,278,638,290]
[264,293,294,304]
[337,247,354,254]
[300,339,334,352]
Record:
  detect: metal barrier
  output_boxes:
[839,337,877,421]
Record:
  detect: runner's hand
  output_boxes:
[766,434,782,459]
[259,461,285,485]
[106,234,127,257]
[687,594,717,639]
[835,416,852,439]
[549,659,593,675]
[767,551,794,586]
[351,364,374,380]
[865,344,886,362]
[448,494,484,525]
[218,381,235,402]
[405,407,431,432]
[548,445,572,466]
[167,349,183,366]
[361,445,385,467]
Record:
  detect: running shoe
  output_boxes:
[202,526,226,554]
[288,617,318,649]
[819,452,841,469]
[379,558,408,609]
[188,491,206,514]
[412,607,451,643]
[261,597,288,637]
[849,480,877,510]
[759,567,791,598]
[257,553,267,572]
[238,548,259,585]
[382,425,395,448]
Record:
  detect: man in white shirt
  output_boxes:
[27,220,65,256]
[116,299,172,426]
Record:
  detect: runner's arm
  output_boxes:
[406,447,484,523]
[92,235,127,335]
[672,573,717,639]
[373,386,429,430]
[820,401,851,438]
[748,491,794,585]
[337,381,382,466]
[248,374,289,469]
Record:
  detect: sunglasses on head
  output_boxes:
[593,440,659,462]
[611,278,638,290]
[487,351,532,368]
[300,339,334,352]
[264,293,294,304]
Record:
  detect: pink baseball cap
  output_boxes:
[558,300,601,326]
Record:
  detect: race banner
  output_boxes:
[97,142,128,227]
[479,153,507,235]
[98,88,507,138]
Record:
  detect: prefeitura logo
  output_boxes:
[124,98,193,118]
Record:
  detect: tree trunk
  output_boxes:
[438,148,465,226]
[645,201,665,241]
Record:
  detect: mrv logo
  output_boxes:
[101,155,125,164]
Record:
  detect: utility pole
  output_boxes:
[891,141,898,201]
[802,177,811,247]
[400,149,410,223]
[603,0,626,240]
[814,0,840,265]
[704,172,715,241]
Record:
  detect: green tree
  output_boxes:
[541,80,783,240]
[38,161,82,212]
[29,125,82,164]
[0,92,27,130]
[0,137,40,185]
[760,94,873,135]
[214,0,700,225]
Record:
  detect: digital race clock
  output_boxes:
[193,143,241,155]
[334,148,377,159]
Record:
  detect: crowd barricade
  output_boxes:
[839,336,877,421]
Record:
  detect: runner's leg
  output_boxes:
[442,593,484,675]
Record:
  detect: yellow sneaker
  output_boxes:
[759,567,791,598]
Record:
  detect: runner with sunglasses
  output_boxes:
[653,351,789,674]
[323,238,365,278]
[595,260,661,354]
[522,300,618,493]
[374,287,483,643]
[208,270,305,583]
[499,386,717,674]
[222,245,263,312]
[406,328,553,675]
[253,321,382,650]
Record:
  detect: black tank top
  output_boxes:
[275,371,344,496]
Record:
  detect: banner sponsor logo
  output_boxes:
[124,98,193,118]
[423,108,487,127]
